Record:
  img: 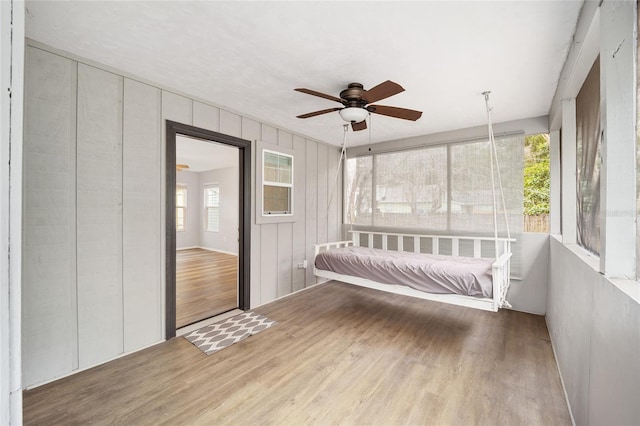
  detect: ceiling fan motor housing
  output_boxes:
[340,83,368,108]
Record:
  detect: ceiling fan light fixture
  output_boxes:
[339,107,368,123]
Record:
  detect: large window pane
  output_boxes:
[346,156,373,225]
[523,134,550,233]
[264,185,291,214]
[374,147,447,229]
[451,137,523,234]
[345,135,523,236]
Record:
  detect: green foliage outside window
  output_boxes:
[524,134,550,216]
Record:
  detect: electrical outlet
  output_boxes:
[297,260,308,269]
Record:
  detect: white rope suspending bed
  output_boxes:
[314,94,515,312]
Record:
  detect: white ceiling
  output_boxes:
[176,135,238,172]
[25,1,583,147]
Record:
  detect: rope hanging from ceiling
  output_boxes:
[483,91,512,309]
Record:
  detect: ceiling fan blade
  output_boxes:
[364,80,405,104]
[297,107,342,119]
[368,105,423,121]
[295,88,344,104]
[351,120,367,132]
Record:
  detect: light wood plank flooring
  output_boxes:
[176,248,238,328]
[23,281,571,425]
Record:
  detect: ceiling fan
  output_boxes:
[295,80,422,131]
[176,164,190,171]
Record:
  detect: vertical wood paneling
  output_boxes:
[76,64,123,369]
[220,110,241,138]
[305,141,318,287]
[122,78,162,352]
[23,47,78,386]
[292,135,306,291]
[259,125,279,301]
[193,102,220,132]
[162,91,192,125]
[276,131,293,297]
[277,130,294,149]
[242,118,262,307]
[317,144,329,245]
[276,224,293,297]
[260,224,278,303]
[261,125,278,144]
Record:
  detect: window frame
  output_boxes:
[255,140,296,224]
[176,184,187,232]
[203,183,220,233]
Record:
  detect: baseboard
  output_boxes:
[195,246,238,256]
[25,339,164,390]
[176,246,238,256]
[252,279,331,309]
[545,316,576,426]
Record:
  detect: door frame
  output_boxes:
[165,120,251,339]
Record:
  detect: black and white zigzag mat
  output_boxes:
[183,312,276,355]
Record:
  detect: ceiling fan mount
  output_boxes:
[295,80,422,131]
[339,83,367,106]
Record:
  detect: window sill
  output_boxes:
[256,214,296,225]
[552,234,640,305]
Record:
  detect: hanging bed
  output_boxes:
[314,231,514,312]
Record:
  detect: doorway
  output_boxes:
[166,121,251,339]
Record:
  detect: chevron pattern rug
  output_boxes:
[184,312,276,355]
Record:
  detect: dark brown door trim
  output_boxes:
[165,120,251,339]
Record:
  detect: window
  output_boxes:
[345,156,373,225]
[262,149,293,215]
[346,134,523,235]
[523,134,550,233]
[576,57,601,255]
[374,146,447,229]
[204,184,220,232]
[176,185,187,231]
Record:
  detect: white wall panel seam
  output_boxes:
[72,59,79,371]
[120,74,125,355]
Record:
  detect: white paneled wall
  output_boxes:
[23,47,78,386]
[122,79,162,352]
[23,44,341,387]
[76,64,124,369]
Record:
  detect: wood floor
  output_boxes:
[176,248,238,328]
[23,281,571,425]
